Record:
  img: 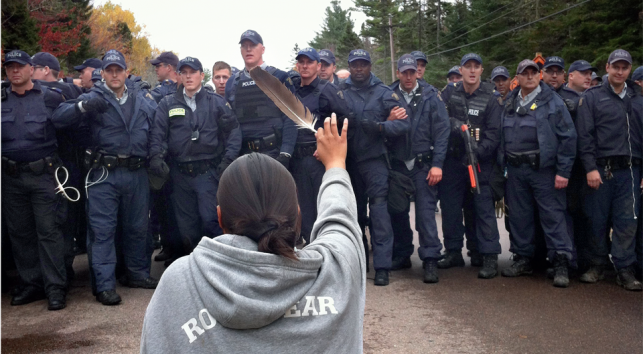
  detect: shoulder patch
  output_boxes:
[225,102,232,109]
[286,77,293,86]
[392,92,400,101]
[437,92,443,101]
[578,98,583,106]
[497,97,503,105]
[146,93,154,100]
[453,82,457,87]
[169,108,186,117]
[337,90,344,100]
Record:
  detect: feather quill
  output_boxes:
[249,67,317,133]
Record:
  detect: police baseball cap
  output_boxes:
[568,60,597,73]
[543,56,565,69]
[102,51,127,70]
[239,30,263,45]
[74,58,102,71]
[319,49,336,64]
[397,54,417,73]
[296,47,320,62]
[516,59,540,75]
[447,65,461,78]
[491,66,510,80]
[411,51,428,64]
[178,57,203,72]
[460,53,482,66]
[150,51,179,67]
[348,49,371,63]
[4,50,32,66]
[32,52,60,72]
[607,49,632,65]
[632,66,643,81]
[91,68,102,82]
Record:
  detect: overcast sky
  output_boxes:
[91,0,366,72]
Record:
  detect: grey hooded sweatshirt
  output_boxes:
[140,168,366,353]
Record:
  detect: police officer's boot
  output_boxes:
[616,265,643,291]
[423,259,439,283]
[468,250,483,267]
[552,253,569,288]
[478,254,498,279]
[374,270,389,286]
[579,265,605,283]
[437,251,465,269]
[501,254,533,277]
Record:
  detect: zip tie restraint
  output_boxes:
[55,166,80,202]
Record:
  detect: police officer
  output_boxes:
[91,69,102,85]
[439,53,502,278]
[212,61,232,96]
[499,59,576,287]
[542,56,565,91]
[225,30,297,166]
[491,66,511,100]
[150,51,180,103]
[74,58,103,90]
[590,72,602,87]
[32,52,83,98]
[319,49,340,85]
[2,50,68,310]
[388,54,450,282]
[341,49,409,286]
[632,66,643,88]
[53,50,159,305]
[293,47,351,244]
[149,56,241,254]
[391,51,438,93]
[576,49,643,291]
[446,65,462,84]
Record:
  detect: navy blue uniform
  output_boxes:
[150,79,178,103]
[150,87,241,251]
[440,81,502,256]
[52,82,157,293]
[341,73,409,271]
[2,81,67,296]
[225,65,297,158]
[294,77,351,243]
[499,81,577,261]
[576,80,643,270]
[389,83,450,261]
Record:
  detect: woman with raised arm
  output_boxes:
[141,116,365,353]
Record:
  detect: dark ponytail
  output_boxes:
[217,153,300,260]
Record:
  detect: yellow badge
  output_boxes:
[287,77,293,86]
[337,90,344,100]
[169,108,185,117]
[392,92,400,101]
[578,98,583,106]
[530,103,537,110]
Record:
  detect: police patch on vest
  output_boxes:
[1,108,12,113]
[468,109,479,116]
[169,108,186,117]
[242,81,256,87]
[392,92,400,101]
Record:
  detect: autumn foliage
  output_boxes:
[28,0,83,58]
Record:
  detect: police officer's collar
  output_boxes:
[398,81,419,96]
[10,79,41,95]
[300,76,320,89]
[346,72,379,88]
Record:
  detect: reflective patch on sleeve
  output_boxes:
[392,92,400,101]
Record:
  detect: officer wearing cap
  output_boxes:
[74,58,103,90]
[319,49,340,85]
[491,66,511,100]
[391,51,439,94]
[149,56,241,255]
[293,47,351,244]
[446,65,463,84]
[225,30,297,167]
[591,72,602,87]
[53,49,160,305]
[576,49,643,291]
[439,53,502,278]
[388,54,450,283]
[542,56,566,91]
[632,66,643,88]
[91,69,102,84]
[2,50,68,310]
[32,52,83,99]
[499,59,576,287]
[150,52,180,103]
[341,48,409,286]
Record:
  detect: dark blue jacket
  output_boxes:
[576,79,643,174]
[296,77,351,144]
[150,79,178,103]
[52,82,157,158]
[2,81,65,162]
[390,83,450,169]
[499,81,577,178]
[341,73,409,162]
[150,86,241,163]
[224,66,297,155]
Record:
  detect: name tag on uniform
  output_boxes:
[169,108,185,117]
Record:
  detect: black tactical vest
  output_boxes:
[232,67,282,124]
[503,97,539,153]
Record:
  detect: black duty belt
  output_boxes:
[596,156,641,170]
[506,151,540,170]
[2,154,62,177]
[176,158,218,177]
[242,134,280,153]
[293,142,317,159]
[99,155,146,171]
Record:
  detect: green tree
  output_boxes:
[202,68,212,88]
[336,19,362,66]
[1,0,40,54]
[309,0,354,53]
[290,43,300,69]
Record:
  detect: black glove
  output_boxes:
[449,117,464,132]
[276,153,290,170]
[563,98,577,113]
[360,119,381,135]
[148,155,170,178]
[218,114,239,132]
[216,157,233,177]
[82,97,109,114]
[138,80,151,90]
